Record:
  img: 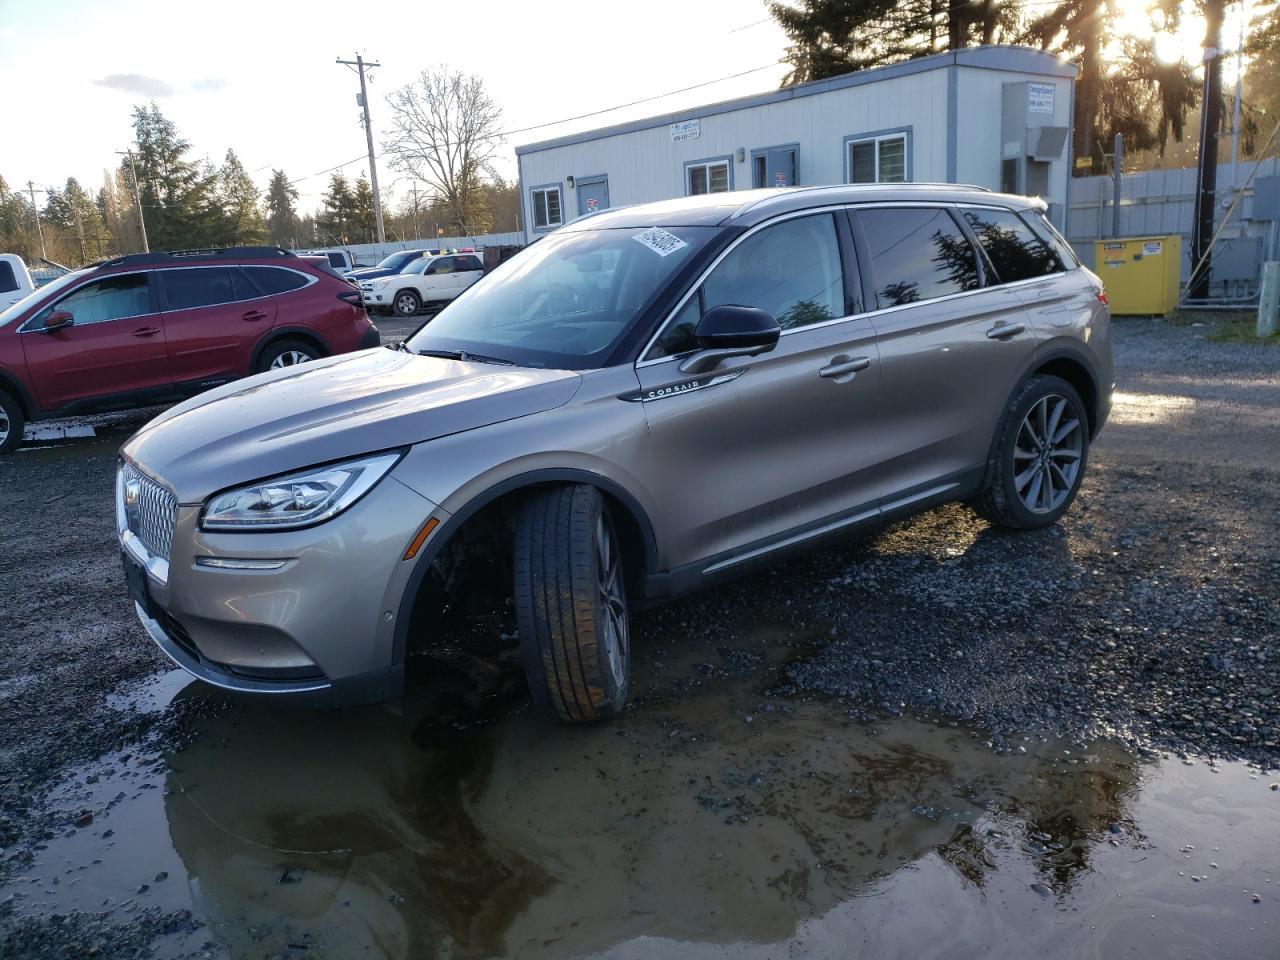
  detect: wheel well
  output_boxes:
[1033,357,1098,437]
[401,480,651,666]
[0,373,32,419]
[256,331,326,368]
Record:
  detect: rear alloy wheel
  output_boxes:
[514,484,630,722]
[0,391,24,454]
[976,374,1089,530]
[257,339,319,373]
[393,290,422,317]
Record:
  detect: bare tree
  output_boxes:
[383,66,503,235]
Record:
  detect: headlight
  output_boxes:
[200,452,401,531]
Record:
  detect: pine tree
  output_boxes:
[218,150,266,245]
[317,173,355,244]
[42,177,111,263]
[128,102,223,250]
[264,170,300,247]
[352,175,376,242]
[1022,1,1198,173]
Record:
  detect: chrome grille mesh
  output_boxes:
[123,463,176,561]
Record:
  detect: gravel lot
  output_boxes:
[0,315,1277,956]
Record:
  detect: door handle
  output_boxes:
[242,310,267,322]
[819,355,871,379]
[986,321,1026,340]
[132,327,161,338]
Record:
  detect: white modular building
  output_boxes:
[515,46,1077,243]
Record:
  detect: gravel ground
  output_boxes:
[0,315,1277,954]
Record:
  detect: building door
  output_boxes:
[752,147,797,188]
[576,176,610,216]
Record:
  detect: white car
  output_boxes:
[0,254,35,309]
[359,252,484,316]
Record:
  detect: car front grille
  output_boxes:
[122,462,176,561]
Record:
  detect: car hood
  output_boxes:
[346,267,396,281]
[122,348,582,503]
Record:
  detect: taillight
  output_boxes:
[1097,290,1108,306]
[337,290,362,306]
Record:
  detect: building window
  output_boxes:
[847,132,909,184]
[531,186,563,230]
[686,159,731,196]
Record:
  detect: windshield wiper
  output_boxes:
[414,348,516,366]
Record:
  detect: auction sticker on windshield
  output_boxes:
[633,227,688,257]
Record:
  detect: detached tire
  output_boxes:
[0,391,24,454]
[256,339,320,373]
[976,374,1090,530]
[514,485,630,722]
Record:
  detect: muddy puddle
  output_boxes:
[11,647,1279,959]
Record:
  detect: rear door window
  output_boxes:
[161,268,243,310]
[458,255,483,272]
[856,207,979,308]
[961,207,1062,283]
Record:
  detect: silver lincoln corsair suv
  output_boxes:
[118,185,1112,721]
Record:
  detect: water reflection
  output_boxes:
[162,684,1145,959]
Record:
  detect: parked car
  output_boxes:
[345,249,431,284]
[117,185,1112,722]
[296,249,358,274]
[0,246,378,453]
[0,253,35,309]
[359,252,484,316]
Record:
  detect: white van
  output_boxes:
[0,254,35,309]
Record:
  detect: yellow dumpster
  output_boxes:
[1094,235,1182,316]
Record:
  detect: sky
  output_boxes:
[0,0,1254,214]
[0,0,790,211]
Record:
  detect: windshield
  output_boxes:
[403,258,432,276]
[0,268,89,328]
[374,251,417,270]
[406,226,716,369]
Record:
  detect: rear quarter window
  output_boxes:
[961,208,1062,284]
[0,261,17,294]
[244,266,311,295]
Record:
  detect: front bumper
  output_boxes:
[119,466,445,705]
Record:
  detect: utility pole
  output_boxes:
[116,150,150,253]
[336,53,386,244]
[1190,0,1226,300]
[1111,133,1123,238]
[25,182,46,260]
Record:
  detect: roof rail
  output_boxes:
[96,246,295,269]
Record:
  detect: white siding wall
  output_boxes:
[518,69,951,239]
[953,69,1071,214]
[518,62,1074,242]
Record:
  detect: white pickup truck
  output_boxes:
[0,254,35,309]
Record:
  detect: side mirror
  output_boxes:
[40,310,74,333]
[679,305,780,374]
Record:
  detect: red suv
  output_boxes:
[0,247,379,453]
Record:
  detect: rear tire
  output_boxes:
[256,339,320,373]
[392,290,422,317]
[975,374,1089,530]
[0,391,24,454]
[514,485,630,722]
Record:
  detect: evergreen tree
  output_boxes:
[1022,0,1198,173]
[128,102,222,249]
[0,176,37,261]
[42,177,110,263]
[218,149,266,245]
[264,169,300,247]
[317,173,355,243]
[352,175,376,242]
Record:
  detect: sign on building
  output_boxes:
[670,119,701,143]
[1027,82,1055,114]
